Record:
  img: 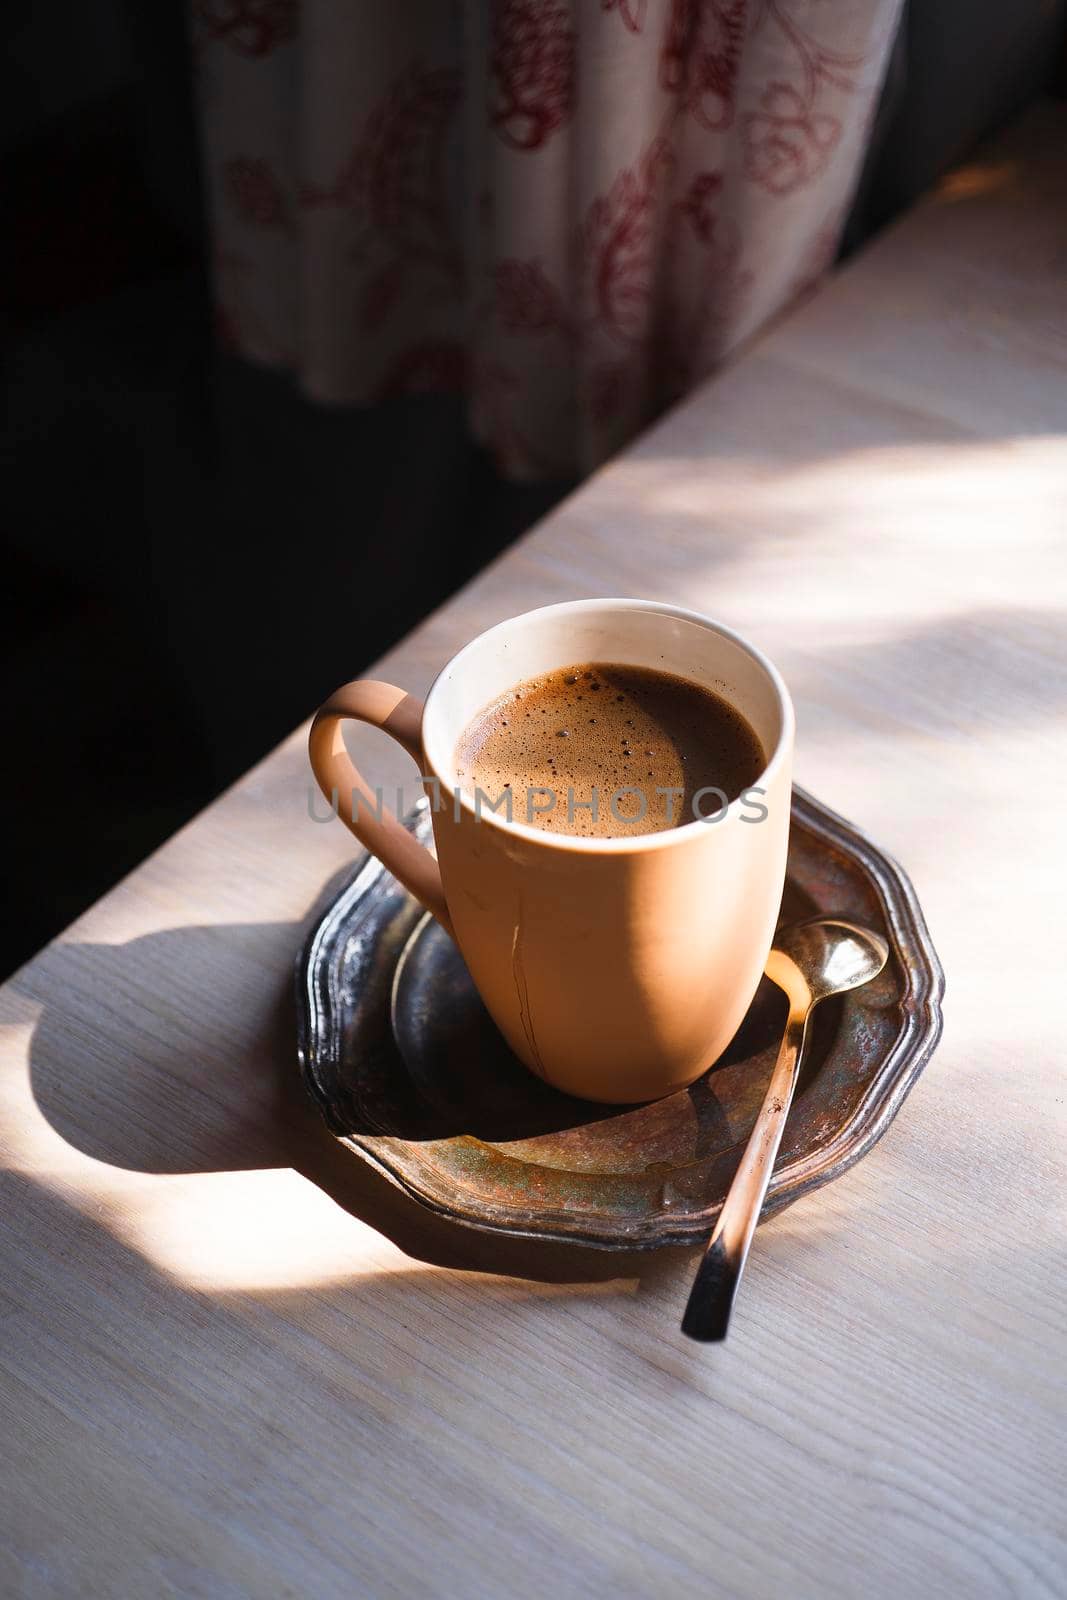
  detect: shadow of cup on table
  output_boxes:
[14,913,682,1290]
[18,850,841,1297]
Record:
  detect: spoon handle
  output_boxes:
[682,1005,810,1342]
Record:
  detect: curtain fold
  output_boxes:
[193,0,904,477]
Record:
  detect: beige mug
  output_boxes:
[309,599,794,1103]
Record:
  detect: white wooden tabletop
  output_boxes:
[3,102,1066,1600]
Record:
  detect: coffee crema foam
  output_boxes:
[454,662,766,838]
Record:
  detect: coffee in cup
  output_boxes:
[455,661,766,837]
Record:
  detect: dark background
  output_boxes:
[3,0,1064,978]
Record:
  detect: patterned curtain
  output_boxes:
[192,0,903,478]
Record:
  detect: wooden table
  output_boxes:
[3,102,1065,1600]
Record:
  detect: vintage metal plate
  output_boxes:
[296,790,943,1249]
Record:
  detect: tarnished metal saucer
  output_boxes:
[296,791,943,1249]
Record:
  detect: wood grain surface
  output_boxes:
[2,102,1065,1600]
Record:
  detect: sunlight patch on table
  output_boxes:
[105,1167,401,1290]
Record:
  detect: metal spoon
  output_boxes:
[681,918,889,1342]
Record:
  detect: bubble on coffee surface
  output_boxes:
[454,662,765,838]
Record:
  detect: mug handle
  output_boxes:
[308,679,452,934]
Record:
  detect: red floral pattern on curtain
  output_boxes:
[194,0,902,478]
[192,0,297,57]
[490,2,576,149]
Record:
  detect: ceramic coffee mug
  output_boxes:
[309,599,794,1103]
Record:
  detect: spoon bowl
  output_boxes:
[766,918,889,1013]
